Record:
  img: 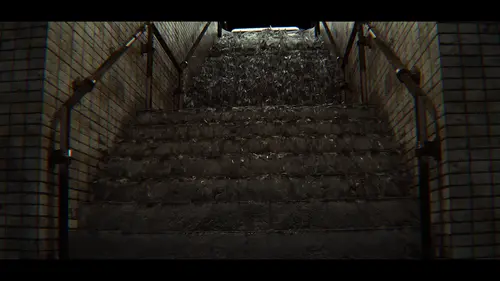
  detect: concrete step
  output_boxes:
[69,227,421,259]
[136,104,378,125]
[210,32,326,55]
[78,199,419,232]
[181,97,339,110]
[99,152,405,180]
[188,48,340,108]
[208,48,332,58]
[206,50,332,63]
[111,135,401,159]
[184,89,340,109]
[128,120,391,142]
[92,174,413,203]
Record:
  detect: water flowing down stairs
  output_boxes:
[69,29,421,259]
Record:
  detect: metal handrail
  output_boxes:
[320,22,342,62]
[180,22,212,68]
[151,23,182,73]
[50,21,216,259]
[364,24,440,123]
[319,21,349,103]
[175,21,213,110]
[49,23,147,260]
[351,22,442,259]
[145,22,154,109]
[341,23,359,70]
[147,22,215,110]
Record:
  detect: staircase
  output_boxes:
[70,29,421,259]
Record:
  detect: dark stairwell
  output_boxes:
[69,27,421,259]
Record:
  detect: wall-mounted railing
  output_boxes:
[323,21,442,259]
[49,21,218,259]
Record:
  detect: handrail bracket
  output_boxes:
[357,35,371,48]
[141,42,155,55]
[416,139,441,161]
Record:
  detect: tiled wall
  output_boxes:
[0,22,50,259]
[322,21,500,258]
[436,22,500,258]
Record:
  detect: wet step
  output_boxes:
[69,227,421,259]
[112,135,401,159]
[78,199,419,233]
[92,174,413,203]
[136,104,378,125]
[128,120,392,141]
[99,152,406,180]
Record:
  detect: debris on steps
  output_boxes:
[185,29,345,108]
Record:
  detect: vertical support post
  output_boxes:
[175,64,186,111]
[58,106,70,260]
[229,88,235,107]
[357,24,368,104]
[178,74,183,110]
[410,68,434,260]
[51,24,147,260]
[314,22,320,38]
[145,22,154,109]
[416,99,433,260]
[363,23,437,258]
[218,21,223,38]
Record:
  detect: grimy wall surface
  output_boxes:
[0,21,217,259]
[0,22,49,259]
[322,21,500,258]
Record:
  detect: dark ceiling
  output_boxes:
[224,21,317,31]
